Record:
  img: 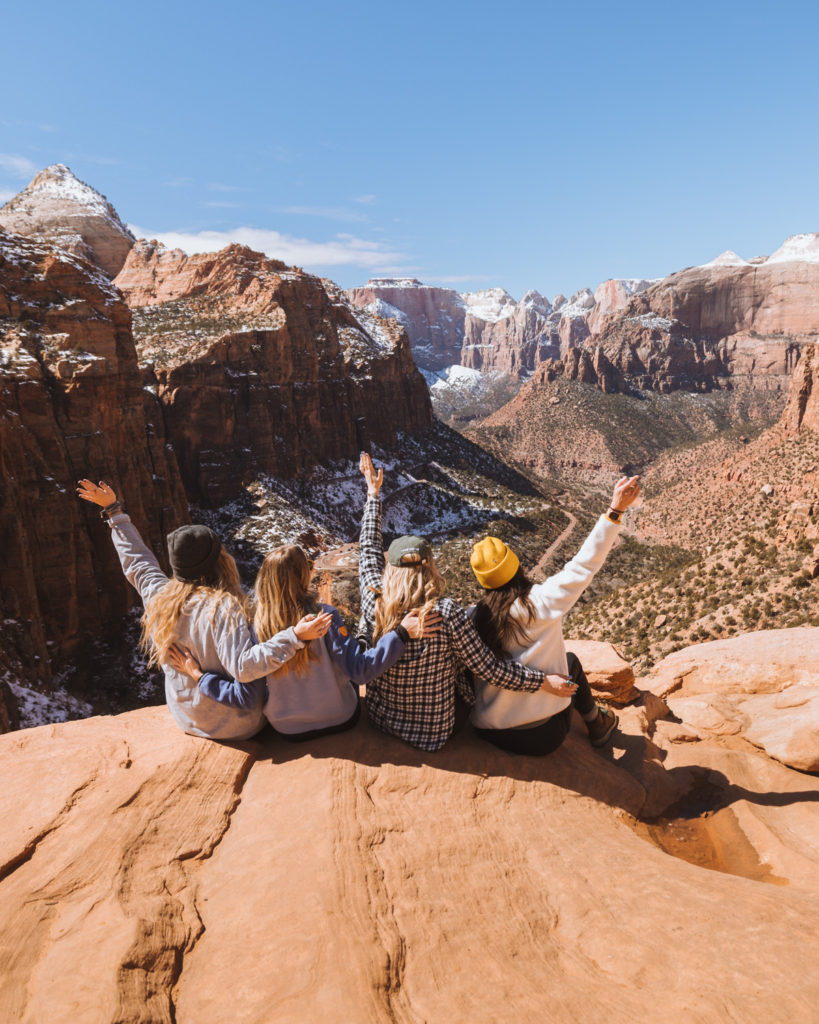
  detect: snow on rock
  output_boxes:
[765,233,819,265]
[461,288,518,323]
[701,250,751,268]
[0,164,135,277]
[364,297,409,326]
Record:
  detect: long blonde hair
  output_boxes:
[141,548,247,667]
[373,559,444,640]
[254,545,320,675]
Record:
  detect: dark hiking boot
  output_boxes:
[587,706,618,747]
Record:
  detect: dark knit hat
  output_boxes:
[387,535,432,567]
[167,525,222,582]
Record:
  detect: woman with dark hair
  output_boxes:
[356,454,570,752]
[468,475,641,756]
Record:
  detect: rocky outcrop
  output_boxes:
[569,236,819,393]
[460,290,561,376]
[346,278,466,370]
[0,164,135,277]
[0,229,188,690]
[117,244,433,505]
[3,643,819,1024]
[782,342,819,433]
[587,277,657,333]
[644,628,819,772]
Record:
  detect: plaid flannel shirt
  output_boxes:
[358,495,544,751]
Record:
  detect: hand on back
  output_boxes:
[76,479,118,507]
[294,611,333,642]
[401,609,442,639]
[542,673,578,697]
[359,452,383,496]
[165,643,203,681]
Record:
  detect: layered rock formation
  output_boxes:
[348,279,656,386]
[346,278,466,370]
[0,164,135,277]
[782,341,819,433]
[555,236,819,394]
[0,229,188,697]
[116,243,433,505]
[2,626,819,1023]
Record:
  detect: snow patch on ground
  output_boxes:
[8,677,94,729]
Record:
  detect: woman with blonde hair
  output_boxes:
[468,475,641,756]
[357,453,571,752]
[167,542,433,740]
[77,479,331,741]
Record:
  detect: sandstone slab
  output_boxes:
[2,700,819,1023]
[565,638,638,704]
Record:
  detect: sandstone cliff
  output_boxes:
[347,278,466,370]
[0,165,135,277]
[2,627,818,1023]
[782,341,819,433]
[0,230,188,701]
[116,244,433,505]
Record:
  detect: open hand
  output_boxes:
[401,610,442,639]
[76,479,118,507]
[359,452,383,496]
[611,475,640,513]
[294,611,333,642]
[541,673,578,697]
[165,643,203,681]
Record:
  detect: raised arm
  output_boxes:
[358,452,385,632]
[531,476,640,616]
[77,479,169,604]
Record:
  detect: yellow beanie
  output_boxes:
[470,536,520,589]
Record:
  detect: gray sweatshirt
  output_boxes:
[108,513,304,740]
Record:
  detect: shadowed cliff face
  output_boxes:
[116,243,434,505]
[0,229,188,700]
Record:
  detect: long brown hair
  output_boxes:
[141,548,247,667]
[373,558,444,640]
[472,568,536,658]
[254,545,321,675]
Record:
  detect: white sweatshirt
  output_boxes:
[470,514,621,730]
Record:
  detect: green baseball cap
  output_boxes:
[387,535,432,566]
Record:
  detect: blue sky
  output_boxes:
[1,0,817,299]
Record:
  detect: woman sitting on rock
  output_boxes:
[467,475,641,756]
[356,453,570,752]
[77,479,332,741]
[165,543,436,741]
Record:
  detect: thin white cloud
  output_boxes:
[162,177,195,188]
[207,183,244,193]
[128,223,411,271]
[0,154,38,179]
[353,194,376,204]
[425,274,487,284]
[274,204,368,223]
[200,200,244,208]
[0,188,16,203]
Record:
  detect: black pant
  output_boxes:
[474,652,595,757]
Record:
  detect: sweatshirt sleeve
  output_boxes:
[213,614,306,682]
[106,512,170,604]
[323,607,406,684]
[198,672,267,710]
[444,603,543,693]
[530,515,621,617]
